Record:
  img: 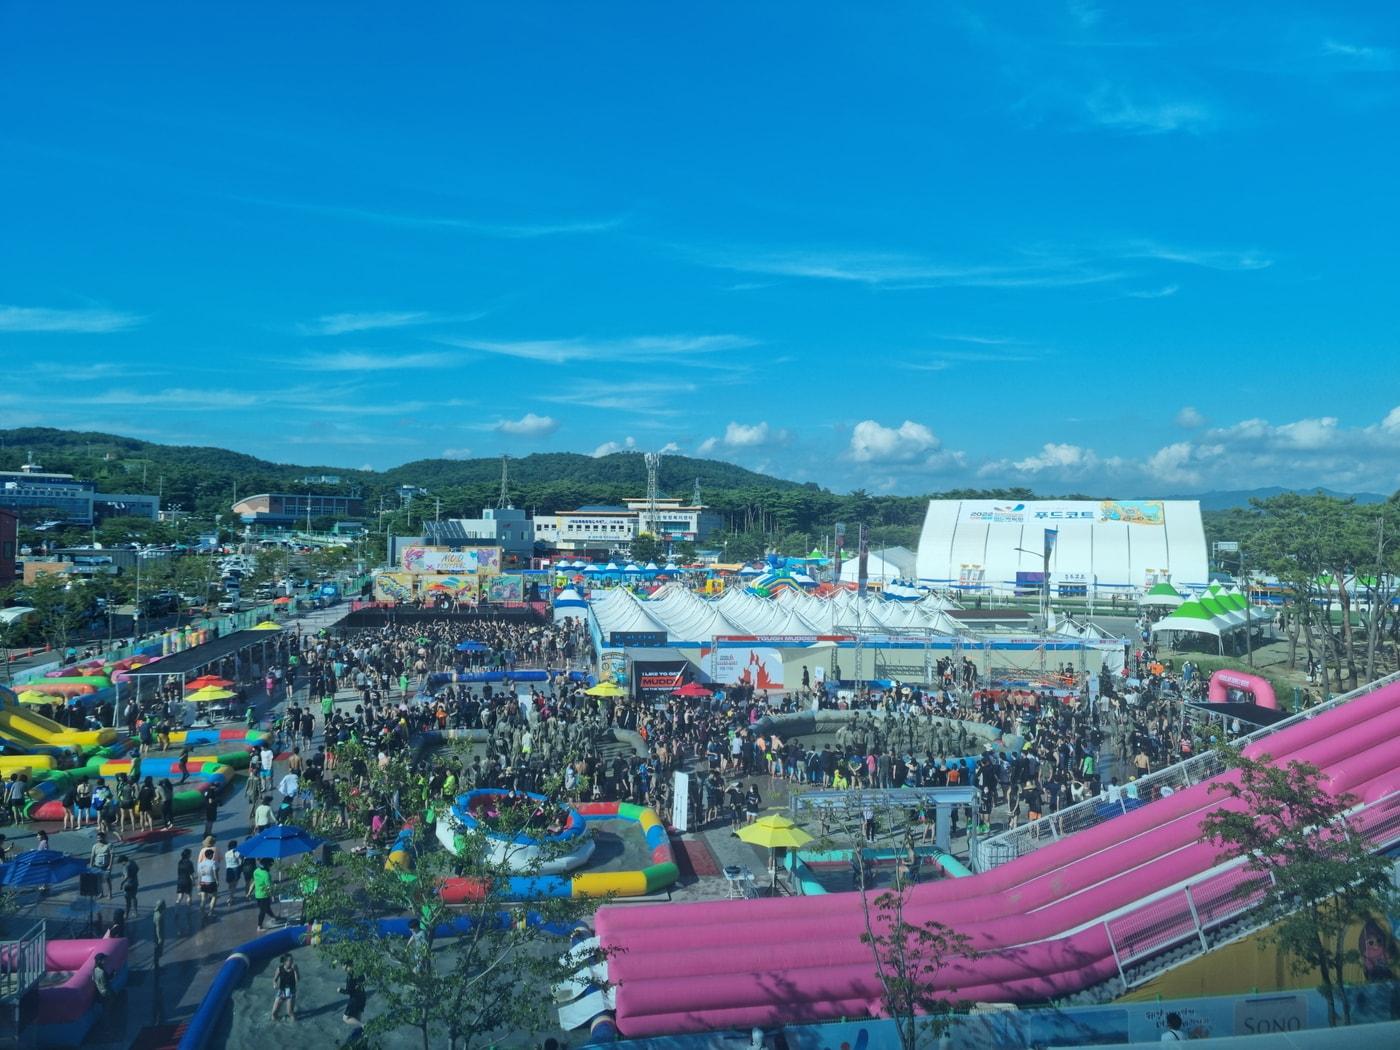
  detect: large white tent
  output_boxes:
[916,498,1209,596]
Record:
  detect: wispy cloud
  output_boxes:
[696,247,1120,290]
[0,305,143,334]
[238,195,623,239]
[1322,39,1396,70]
[1123,283,1180,299]
[302,350,459,372]
[439,333,755,365]
[298,311,442,336]
[543,379,697,416]
[1121,242,1272,271]
[1083,85,1214,134]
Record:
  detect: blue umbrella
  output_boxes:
[455,640,490,652]
[0,849,89,888]
[239,824,325,860]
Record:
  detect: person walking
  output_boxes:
[248,859,276,931]
[224,840,243,906]
[197,845,219,919]
[121,856,140,917]
[201,788,220,841]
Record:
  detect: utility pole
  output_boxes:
[1242,545,1252,667]
[644,450,662,543]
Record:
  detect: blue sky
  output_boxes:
[2,2,1398,494]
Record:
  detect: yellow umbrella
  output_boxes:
[584,681,626,697]
[187,687,237,703]
[17,690,52,705]
[250,621,282,631]
[738,813,813,891]
[737,813,813,850]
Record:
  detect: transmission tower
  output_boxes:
[692,476,701,506]
[496,454,511,509]
[643,451,662,538]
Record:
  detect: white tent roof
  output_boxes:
[591,588,668,637]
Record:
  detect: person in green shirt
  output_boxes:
[321,694,334,719]
[247,859,277,931]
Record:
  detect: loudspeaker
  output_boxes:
[79,872,104,898]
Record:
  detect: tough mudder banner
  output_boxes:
[632,660,690,704]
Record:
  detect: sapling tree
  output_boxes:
[1202,746,1397,1026]
[815,793,974,1050]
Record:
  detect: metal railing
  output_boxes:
[972,670,1400,871]
[0,921,47,1006]
[1099,789,1400,990]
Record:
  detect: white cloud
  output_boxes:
[1083,86,1214,135]
[238,196,624,239]
[1145,442,1202,486]
[493,413,558,437]
[441,333,755,365]
[0,305,143,333]
[304,350,457,371]
[723,422,773,448]
[1322,39,1396,70]
[542,379,697,416]
[1176,405,1207,428]
[849,420,940,463]
[298,311,437,336]
[592,436,638,457]
[699,247,1120,290]
[441,447,474,459]
[697,421,790,457]
[974,406,1400,491]
[1125,284,1180,299]
[1121,242,1272,271]
[1013,442,1100,472]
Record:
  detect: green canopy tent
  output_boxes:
[1140,582,1185,609]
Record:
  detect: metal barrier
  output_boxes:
[972,670,1400,872]
[0,920,47,1019]
[1099,789,1400,990]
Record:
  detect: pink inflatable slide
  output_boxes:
[596,680,1400,1036]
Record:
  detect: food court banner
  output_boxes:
[372,572,415,602]
[399,546,502,574]
[486,574,524,603]
[712,646,784,691]
[957,500,1165,527]
[632,660,690,705]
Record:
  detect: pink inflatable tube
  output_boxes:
[601,681,1400,1035]
[604,680,1396,942]
[610,721,1400,989]
[1209,669,1278,709]
[618,756,1400,1015]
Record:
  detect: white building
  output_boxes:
[535,498,721,554]
[915,499,1209,597]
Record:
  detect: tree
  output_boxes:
[295,749,608,1049]
[13,573,88,653]
[629,532,661,563]
[1201,747,1397,1026]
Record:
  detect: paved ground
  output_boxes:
[0,602,353,1049]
